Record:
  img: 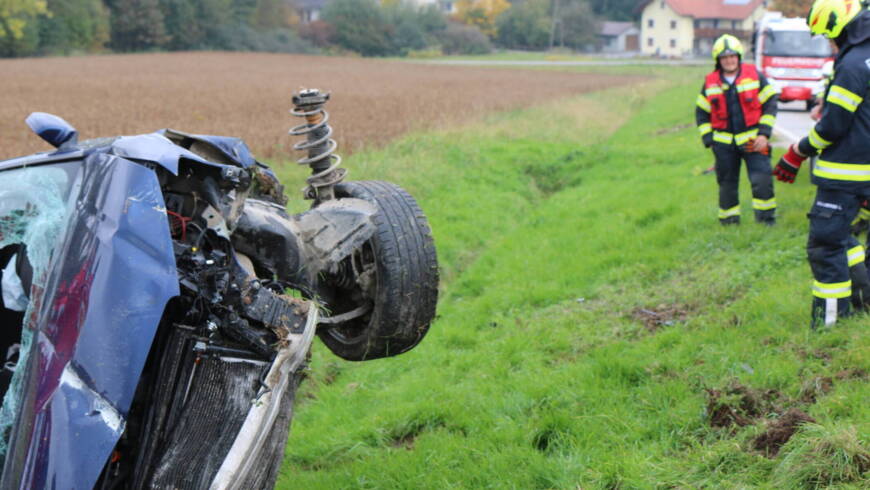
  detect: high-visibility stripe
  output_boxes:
[706,86,724,96]
[736,80,760,92]
[752,197,776,210]
[808,127,832,150]
[813,280,851,299]
[758,85,777,103]
[759,114,776,127]
[696,94,711,112]
[718,205,740,218]
[827,85,863,112]
[713,131,733,144]
[860,208,870,220]
[734,129,758,145]
[813,160,870,181]
[698,122,712,136]
[848,245,866,267]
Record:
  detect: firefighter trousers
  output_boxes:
[712,142,775,224]
[807,185,870,327]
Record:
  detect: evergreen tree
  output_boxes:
[159,0,203,49]
[109,0,167,51]
[588,0,637,21]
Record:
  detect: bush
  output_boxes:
[384,3,446,54]
[322,0,398,56]
[495,0,550,50]
[210,24,318,53]
[437,22,492,55]
[297,20,335,48]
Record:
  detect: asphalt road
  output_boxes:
[773,100,815,147]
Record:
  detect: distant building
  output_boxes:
[411,0,456,14]
[636,0,769,58]
[597,21,640,53]
[297,0,327,23]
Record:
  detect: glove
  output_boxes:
[853,200,870,235]
[702,133,713,148]
[745,138,770,155]
[773,144,807,183]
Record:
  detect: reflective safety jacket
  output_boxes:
[695,63,778,147]
[798,11,870,187]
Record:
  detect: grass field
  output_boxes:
[270,67,869,488]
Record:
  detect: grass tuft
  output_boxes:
[774,423,870,487]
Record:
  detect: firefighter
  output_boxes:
[773,0,870,328]
[696,34,779,225]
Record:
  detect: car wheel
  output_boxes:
[316,180,438,361]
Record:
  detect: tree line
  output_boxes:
[0,0,639,58]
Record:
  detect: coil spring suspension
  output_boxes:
[290,89,346,202]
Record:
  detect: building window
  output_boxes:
[660,1,665,8]
[648,19,654,28]
[671,20,677,29]
[713,19,719,28]
[670,39,676,48]
[732,20,738,29]
[648,38,654,47]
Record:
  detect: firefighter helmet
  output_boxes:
[711,34,744,62]
[807,0,862,39]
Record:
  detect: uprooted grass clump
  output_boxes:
[772,424,870,487]
[705,381,783,429]
[753,408,817,457]
[631,303,692,332]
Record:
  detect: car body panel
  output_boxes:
[1,154,179,489]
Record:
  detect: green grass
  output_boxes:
[271,67,869,488]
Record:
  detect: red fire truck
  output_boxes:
[755,13,834,111]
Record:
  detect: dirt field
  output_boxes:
[0,52,639,161]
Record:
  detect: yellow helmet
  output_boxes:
[807,0,862,39]
[711,34,744,62]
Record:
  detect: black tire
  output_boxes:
[806,99,814,112]
[316,180,438,361]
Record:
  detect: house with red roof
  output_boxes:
[636,0,769,57]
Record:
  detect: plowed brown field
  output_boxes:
[0,52,638,161]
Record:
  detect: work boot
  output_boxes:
[755,210,776,226]
[720,216,740,226]
[810,297,852,330]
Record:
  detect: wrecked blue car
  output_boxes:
[0,90,438,489]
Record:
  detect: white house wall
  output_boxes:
[641,2,693,57]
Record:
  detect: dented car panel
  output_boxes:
[1,155,178,489]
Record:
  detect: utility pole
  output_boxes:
[549,0,561,49]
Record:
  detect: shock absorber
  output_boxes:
[290,89,346,202]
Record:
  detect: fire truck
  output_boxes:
[754,13,834,111]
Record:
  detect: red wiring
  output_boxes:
[166,210,191,242]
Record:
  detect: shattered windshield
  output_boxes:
[763,30,832,57]
[0,161,82,460]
